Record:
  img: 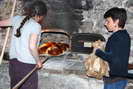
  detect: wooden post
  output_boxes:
[0,0,17,65]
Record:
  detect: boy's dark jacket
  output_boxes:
[95,29,131,78]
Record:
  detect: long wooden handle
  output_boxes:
[12,66,37,89]
[12,57,49,89]
[0,0,17,65]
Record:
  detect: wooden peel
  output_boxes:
[12,57,49,89]
[0,0,17,65]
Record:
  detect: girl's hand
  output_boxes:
[36,59,43,69]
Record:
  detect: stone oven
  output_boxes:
[38,28,106,57]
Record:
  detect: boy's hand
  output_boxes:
[92,40,104,49]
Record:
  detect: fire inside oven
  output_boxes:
[38,29,70,56]
[38,29,105,56]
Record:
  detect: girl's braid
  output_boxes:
[14,16,30,37]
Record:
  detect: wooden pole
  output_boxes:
[0,0,17,65]
[12,57,49,89]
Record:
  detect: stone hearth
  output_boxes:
[0,54,133,89]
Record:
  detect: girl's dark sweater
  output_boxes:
[95,30,131,78]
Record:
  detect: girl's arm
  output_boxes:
[29,33,43,68]
[0,19,12,27]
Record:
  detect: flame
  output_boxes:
[38,42,69,56]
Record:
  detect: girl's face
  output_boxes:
[104,17,119,32]
[34,16,44,24]
[37,16,44,24]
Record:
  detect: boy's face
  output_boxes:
[104,17,118,32]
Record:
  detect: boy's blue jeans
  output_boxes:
[104,80,128,89]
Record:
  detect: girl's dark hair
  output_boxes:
[104,7,127,28]
[15,0,47,38]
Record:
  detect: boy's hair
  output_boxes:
[104,7,127,28]
[15,0,47,37]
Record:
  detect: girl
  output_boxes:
[0,1,47,89]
